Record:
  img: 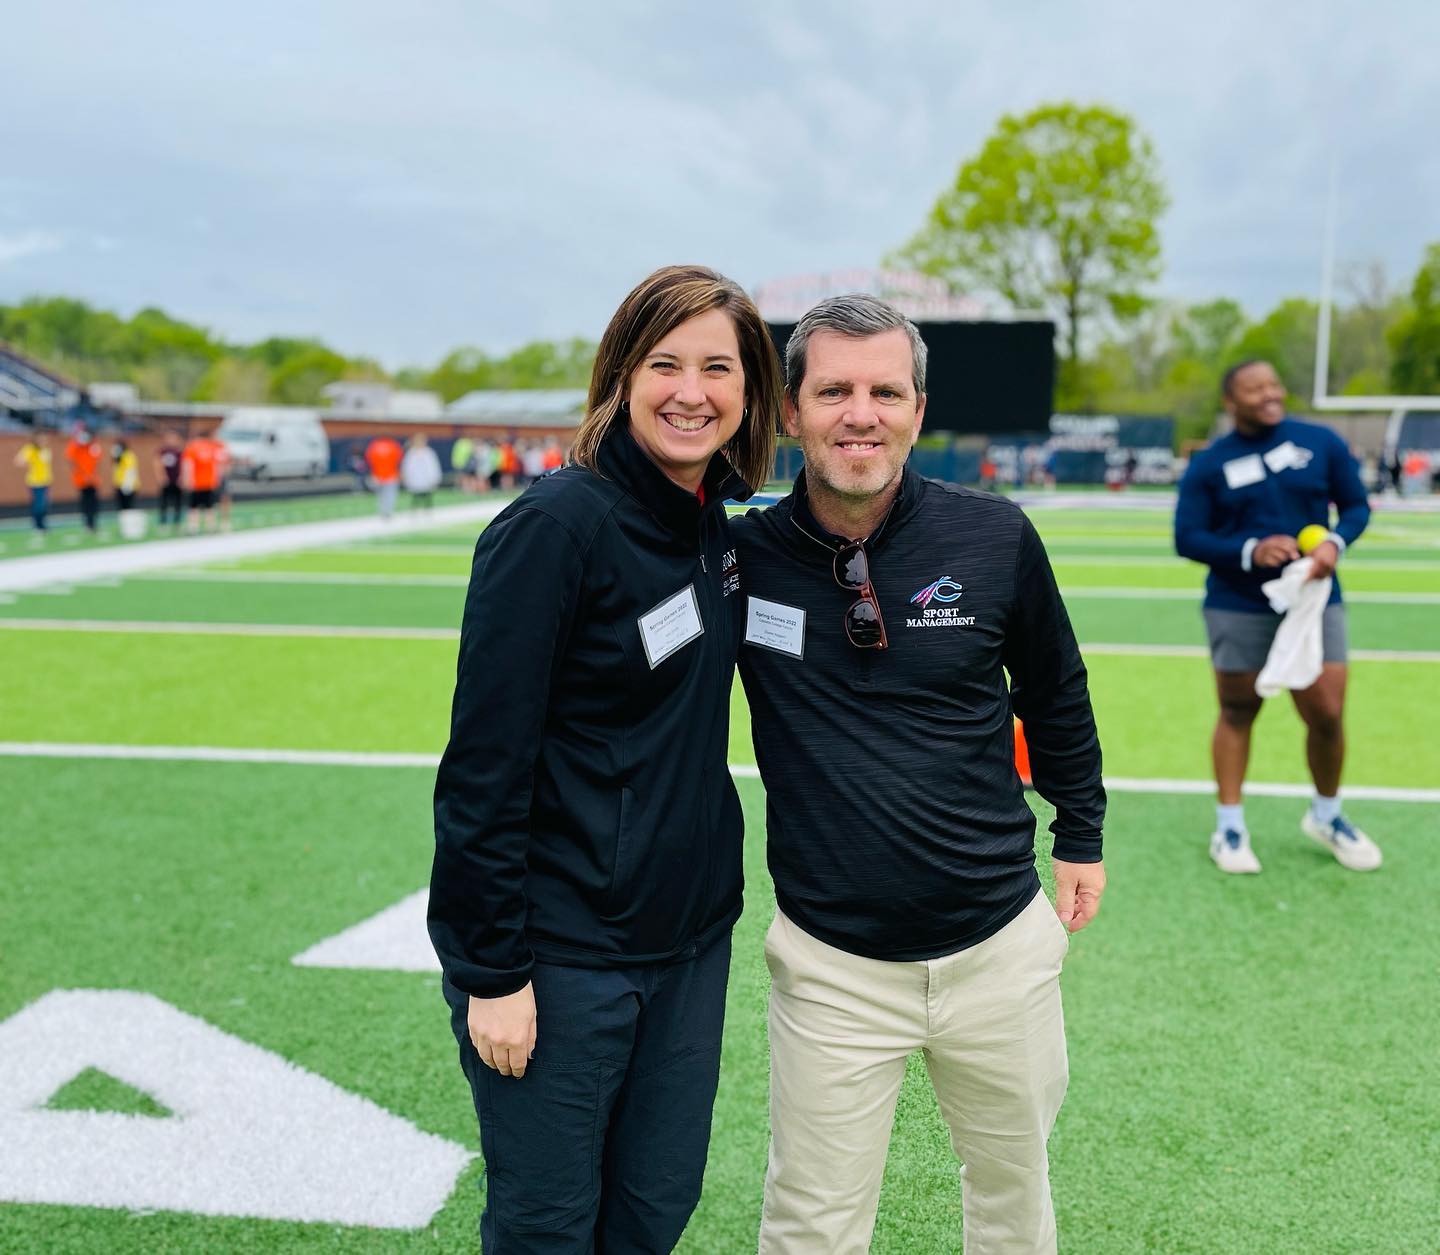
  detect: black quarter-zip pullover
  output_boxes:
[734,466,1104,962]
[430,427,750,998]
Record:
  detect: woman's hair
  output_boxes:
[571,265,781,491]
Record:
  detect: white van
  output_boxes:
[216,408,330,480]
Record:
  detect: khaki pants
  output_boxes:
[760,889,1070,1255]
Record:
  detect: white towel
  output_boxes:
[1255,557,1332,697]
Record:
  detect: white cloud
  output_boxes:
[0,231,64,266]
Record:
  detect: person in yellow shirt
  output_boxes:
[13,430,54,536]
[112,440,140,510]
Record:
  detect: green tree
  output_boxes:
[1388,243,1440,394]
[267,347,350,404]
[892,102,1168,392]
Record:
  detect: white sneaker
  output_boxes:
[1301,812,1382,871]
[1210,828,1262,873]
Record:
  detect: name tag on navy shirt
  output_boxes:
[1222,453,1265,489]
[638,585,704,669]
[745,596,806,658]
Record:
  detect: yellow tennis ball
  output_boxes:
[1297,524,1330,554]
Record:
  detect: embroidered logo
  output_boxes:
[909,576,964,609]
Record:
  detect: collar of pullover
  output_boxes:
[788,462,923,554]
[596,424,751,535]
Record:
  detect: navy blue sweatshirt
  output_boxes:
[429,428,749,998]
[1175,417,1370,612]
[734,467,1105,962]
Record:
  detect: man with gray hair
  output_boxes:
[733,293,1106,1253]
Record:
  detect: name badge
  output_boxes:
[1222,453,1265,489]
[745,596,806,659]
[638,584,704,669]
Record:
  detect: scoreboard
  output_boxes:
[767,319,1055,435]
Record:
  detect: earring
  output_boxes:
[742,406,750,421]
[620,401,630,416]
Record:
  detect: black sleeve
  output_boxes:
[1002,515,1107,862]
[428,508,584,997]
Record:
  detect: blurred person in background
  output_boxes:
[1175,359,1379,875]
[112,439,140,511]
[499,437,520,490]
[364,434,403,520]
[541,436,564,476]
[112,438,143,539]
[65,425,103,533]
[181,431,223,533]
[155,429,185,531]
[429,264,781,1252]
[474,438,498,493]
[450,433,476,492]
[401,432,442,510]
[14,430,54,540]
[521,439,545,485]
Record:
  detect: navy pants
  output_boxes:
[444,934,731,1253]
[29,486,48,530]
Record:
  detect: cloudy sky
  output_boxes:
[4,1,1437,367]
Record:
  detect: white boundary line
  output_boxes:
[1062,586,1440,606]
[0,619,458,640]
[134,570,469,587]
[1080,642,1440,663]
[0,742,1435,804]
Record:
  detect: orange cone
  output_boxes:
[1014,718,1032,787]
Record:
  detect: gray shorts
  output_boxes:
[1204,604,1348,673]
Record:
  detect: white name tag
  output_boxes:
[1263,440,1313,473]
[637,584,704,669]
[744,596,806,659]
[1222,453,1265,489]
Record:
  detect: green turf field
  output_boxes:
[2,495,1437,1252]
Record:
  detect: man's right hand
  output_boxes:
[467,983,537,1079]
[1252,534,1301,568]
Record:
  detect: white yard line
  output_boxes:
[1061,586,1440,605]
[133,570,469,587]
[331,544,476,557]
[0,501,508,594]
[0,618,456,640]
[1080,642,1440,663]
[1,742,1436,804]
[1050,555,1439,570]
[0,743,438,768]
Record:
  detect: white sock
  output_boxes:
[1311,793,1341,824]
[1217,803,1246,834]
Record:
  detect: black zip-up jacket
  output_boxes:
[429,427,750,998]
[734,466,1104,962]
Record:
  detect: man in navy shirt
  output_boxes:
[1175,359,1381,874]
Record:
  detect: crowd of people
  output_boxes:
[12,426,572,539]
[11,426,231,541]
[447,435,565,493]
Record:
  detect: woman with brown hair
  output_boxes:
[429,264,781,1250]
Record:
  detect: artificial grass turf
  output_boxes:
[2,758,1436,1252]
[223,551,474,578]
[0,578,466,629]
[1049,560,1440,595]
[1063,595,1440,654]
[2,629,1435,790]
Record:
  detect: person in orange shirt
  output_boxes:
[65,426,104,533]
[365,435,403,520]
[182,434,223,533]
